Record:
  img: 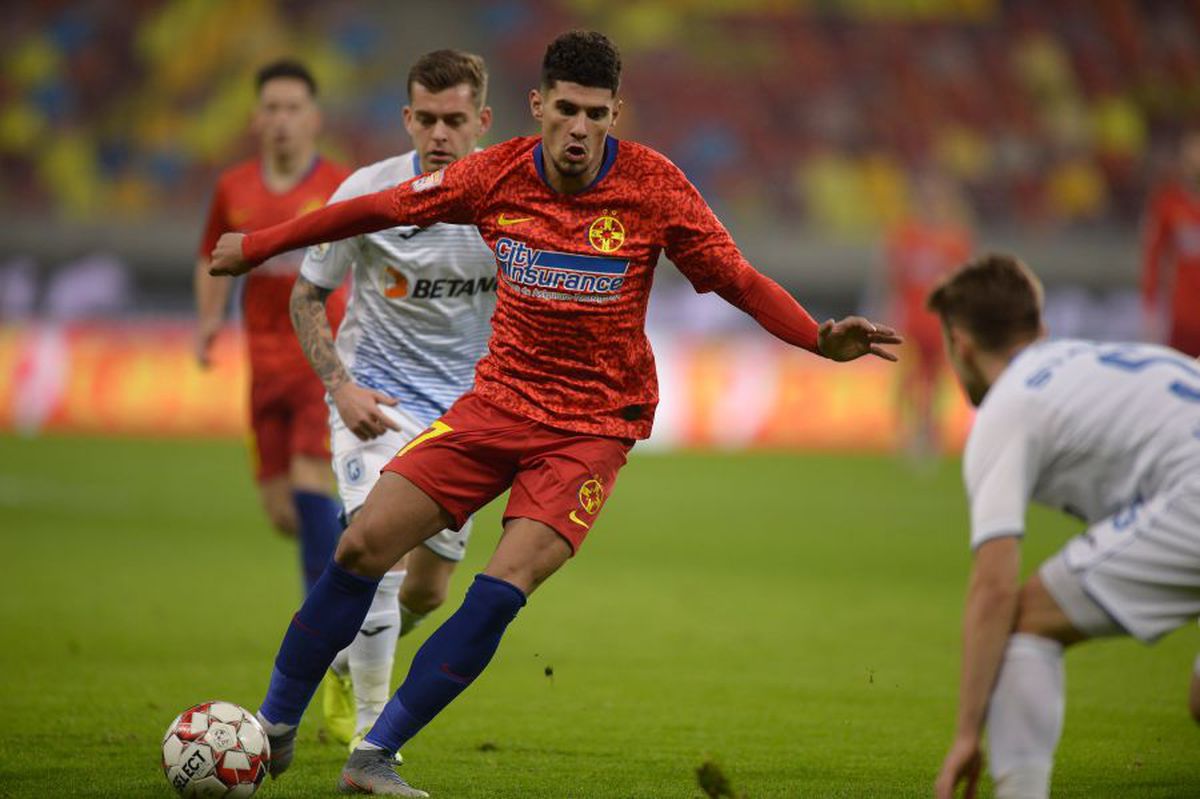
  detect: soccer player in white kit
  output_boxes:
[287,50,496,753]
[929,254,1200,799]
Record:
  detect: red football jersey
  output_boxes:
[248,136,813,439]
[200,157,351,374]
[885,220,972,346]
[1143,183,1200,349]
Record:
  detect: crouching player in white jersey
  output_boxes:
[288,50,496,754]
[930,253,1200,799]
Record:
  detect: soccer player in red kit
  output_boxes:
[211,32,900,795]
[884,173,972,458]
[1143,131,1200,357]
[196,60,350,593]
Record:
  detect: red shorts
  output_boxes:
[382,392,634,553]
[248,367,331,481]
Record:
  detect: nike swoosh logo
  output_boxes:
[360,625,392,637]
[568,510,590,530]
[497,214,534,227]
[395,227,425,240]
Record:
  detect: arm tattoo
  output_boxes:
[290,275,351,393]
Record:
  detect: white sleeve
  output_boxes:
[299,170,368,290]
[962,393,1041,550]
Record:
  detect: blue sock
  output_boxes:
[293,490,342,594]
[260,561,380,726]
[364,574,526,753]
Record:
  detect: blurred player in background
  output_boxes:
[289,50,496,751]
[1142,130,1200,357]
[882,172,972,460]
[195,60,350,593]
[212,31,899,796]
[929,255,1200,799]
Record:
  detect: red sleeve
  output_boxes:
[198,178,228,258]
[1142,191,1172,308]
[661,163,820,353]
[242,151,488,265]
[714,267,821,354]
[661,169,753,292]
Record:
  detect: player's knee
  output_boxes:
[263,500,298,537]
[332,521,389,577]
[399,578,447,616]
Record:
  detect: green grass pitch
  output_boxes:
[0,434,1196,798]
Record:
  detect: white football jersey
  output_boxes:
[300,151,496,427]
[964,338,1200,549]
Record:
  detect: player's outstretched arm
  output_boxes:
[289,276,400,441]
[210,190,399,276]
[713,267,901,360]
[935,536,1021,799]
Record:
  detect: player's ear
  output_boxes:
[478,106,493,136]
[611,97,622,129]
[944,323,965,358]
[402,105,414,134]
[529,89,544,122]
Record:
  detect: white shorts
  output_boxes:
[1040,479,1200,643]
[330,401,471,562]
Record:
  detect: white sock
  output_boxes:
[987,633,1065,799]
[399,601,427,638]
[330,648,350,677]
[255,710,296,735]
[348,569,404,733]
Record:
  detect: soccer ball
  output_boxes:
[161,701,269,797]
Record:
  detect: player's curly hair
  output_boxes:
[541,30,621,93]
[927,253,1044,352]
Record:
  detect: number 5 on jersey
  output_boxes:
[397,420,453,458]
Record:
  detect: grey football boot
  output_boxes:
[338,747,429,796]
[255,711,297,778]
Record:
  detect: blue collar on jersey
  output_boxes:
[412,151,422,176]
[532,136,619,194]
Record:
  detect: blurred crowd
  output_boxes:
[1,0,1197,236]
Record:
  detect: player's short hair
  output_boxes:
[541,30,621,94]
[408,50,489,110]
[255,59,318,97]
[927,253,1044,352]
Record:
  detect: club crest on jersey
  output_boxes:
[411,169,444,193]
[495,236,629,302]
[309,241,331,261]
[578,476,605,514]
[588,212,626,253]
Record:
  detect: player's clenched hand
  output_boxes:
[934,735,983,799]
[818,316,902,362]
[332,382,401,441]
[209,233,252,276]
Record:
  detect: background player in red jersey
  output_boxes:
[1142,130,1200,357]
[195,60,350,593]
[883,172,973,459]
[211,32,900,796]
